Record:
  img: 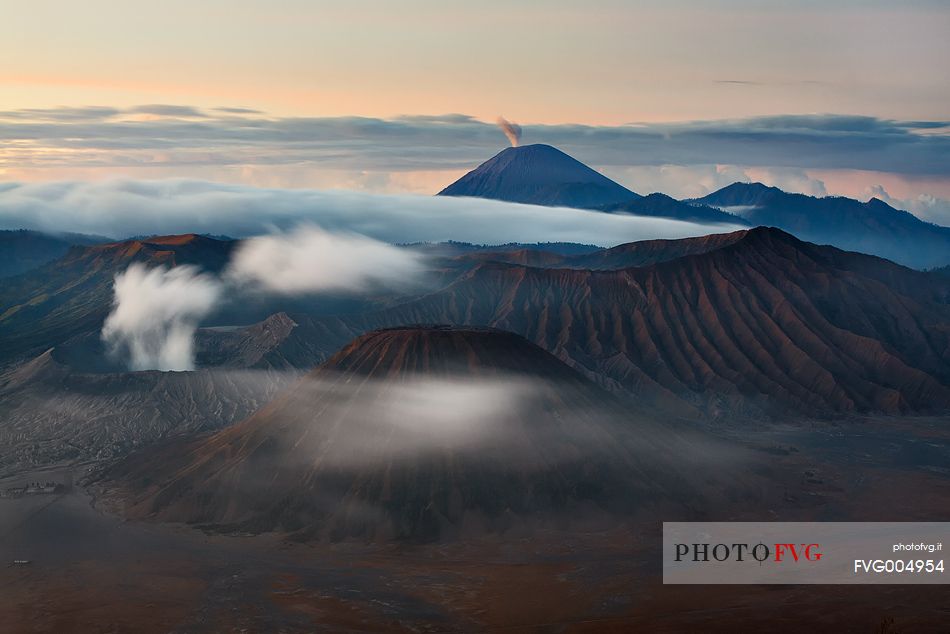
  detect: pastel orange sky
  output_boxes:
[2,1,949,223]
[4,1,948,124]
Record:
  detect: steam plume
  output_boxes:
[102,264,222,371]
[496,116,522,147]
[102,226,431,371]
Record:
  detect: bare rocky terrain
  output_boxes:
[1,220,948,632]
[105,327,723,541]
[3,413,949,632]
[195,228,950,418]
[0,348,298,479]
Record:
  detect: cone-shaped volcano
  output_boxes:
[109,327,692,541]
[438,144,638,209]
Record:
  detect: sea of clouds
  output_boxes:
[0,179,749,372]
[0,178,743,246]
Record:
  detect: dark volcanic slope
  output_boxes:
[207,228,950,416]
[695,182,950,269]
[372,229,950,415]
[0,230,105,278]
[422,230,753,275]
[325,326,590,380]
[599,193,748,225]
[438,144,637,208]
[113,328,692,541]
[565,229,752,270]
[0,234,234,365]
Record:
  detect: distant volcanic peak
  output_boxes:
[496,143,570,159]
[320,325,583,381]
[639,192,677,203]
[698,181,785,207]
[437,143,637,208]
[600,192,678,212]
[487,144,620,187]
[704,183,950,268]
[723,181,783,196]
[600,192,748,224]
[738,181,780,193]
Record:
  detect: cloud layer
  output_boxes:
[1,108,947,178]
[279,376,535,465]
[0,178,743,246]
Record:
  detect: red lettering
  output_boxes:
[774,543,798,562]
[775,543,822,563]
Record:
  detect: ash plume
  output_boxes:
[496,116,522,147]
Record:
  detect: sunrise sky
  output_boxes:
[2,0,949,221]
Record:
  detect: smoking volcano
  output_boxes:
[107,327,698,541]
[438,144,638,209]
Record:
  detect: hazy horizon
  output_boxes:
[2,0,948,223]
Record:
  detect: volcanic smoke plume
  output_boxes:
[100,226,429,371]
[496,116,522,147]
[102,263,221,371]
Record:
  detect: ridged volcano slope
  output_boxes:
[0,234,234,364]
[210,228,950,416]
[111,328,693,541]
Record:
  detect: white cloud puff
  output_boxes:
[226,225,428,294]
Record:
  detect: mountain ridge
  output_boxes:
[0,229,109,278]
[0,234,235,365]
[695,182,950,269]
[599,192,747,225]
[199,227,950,417]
